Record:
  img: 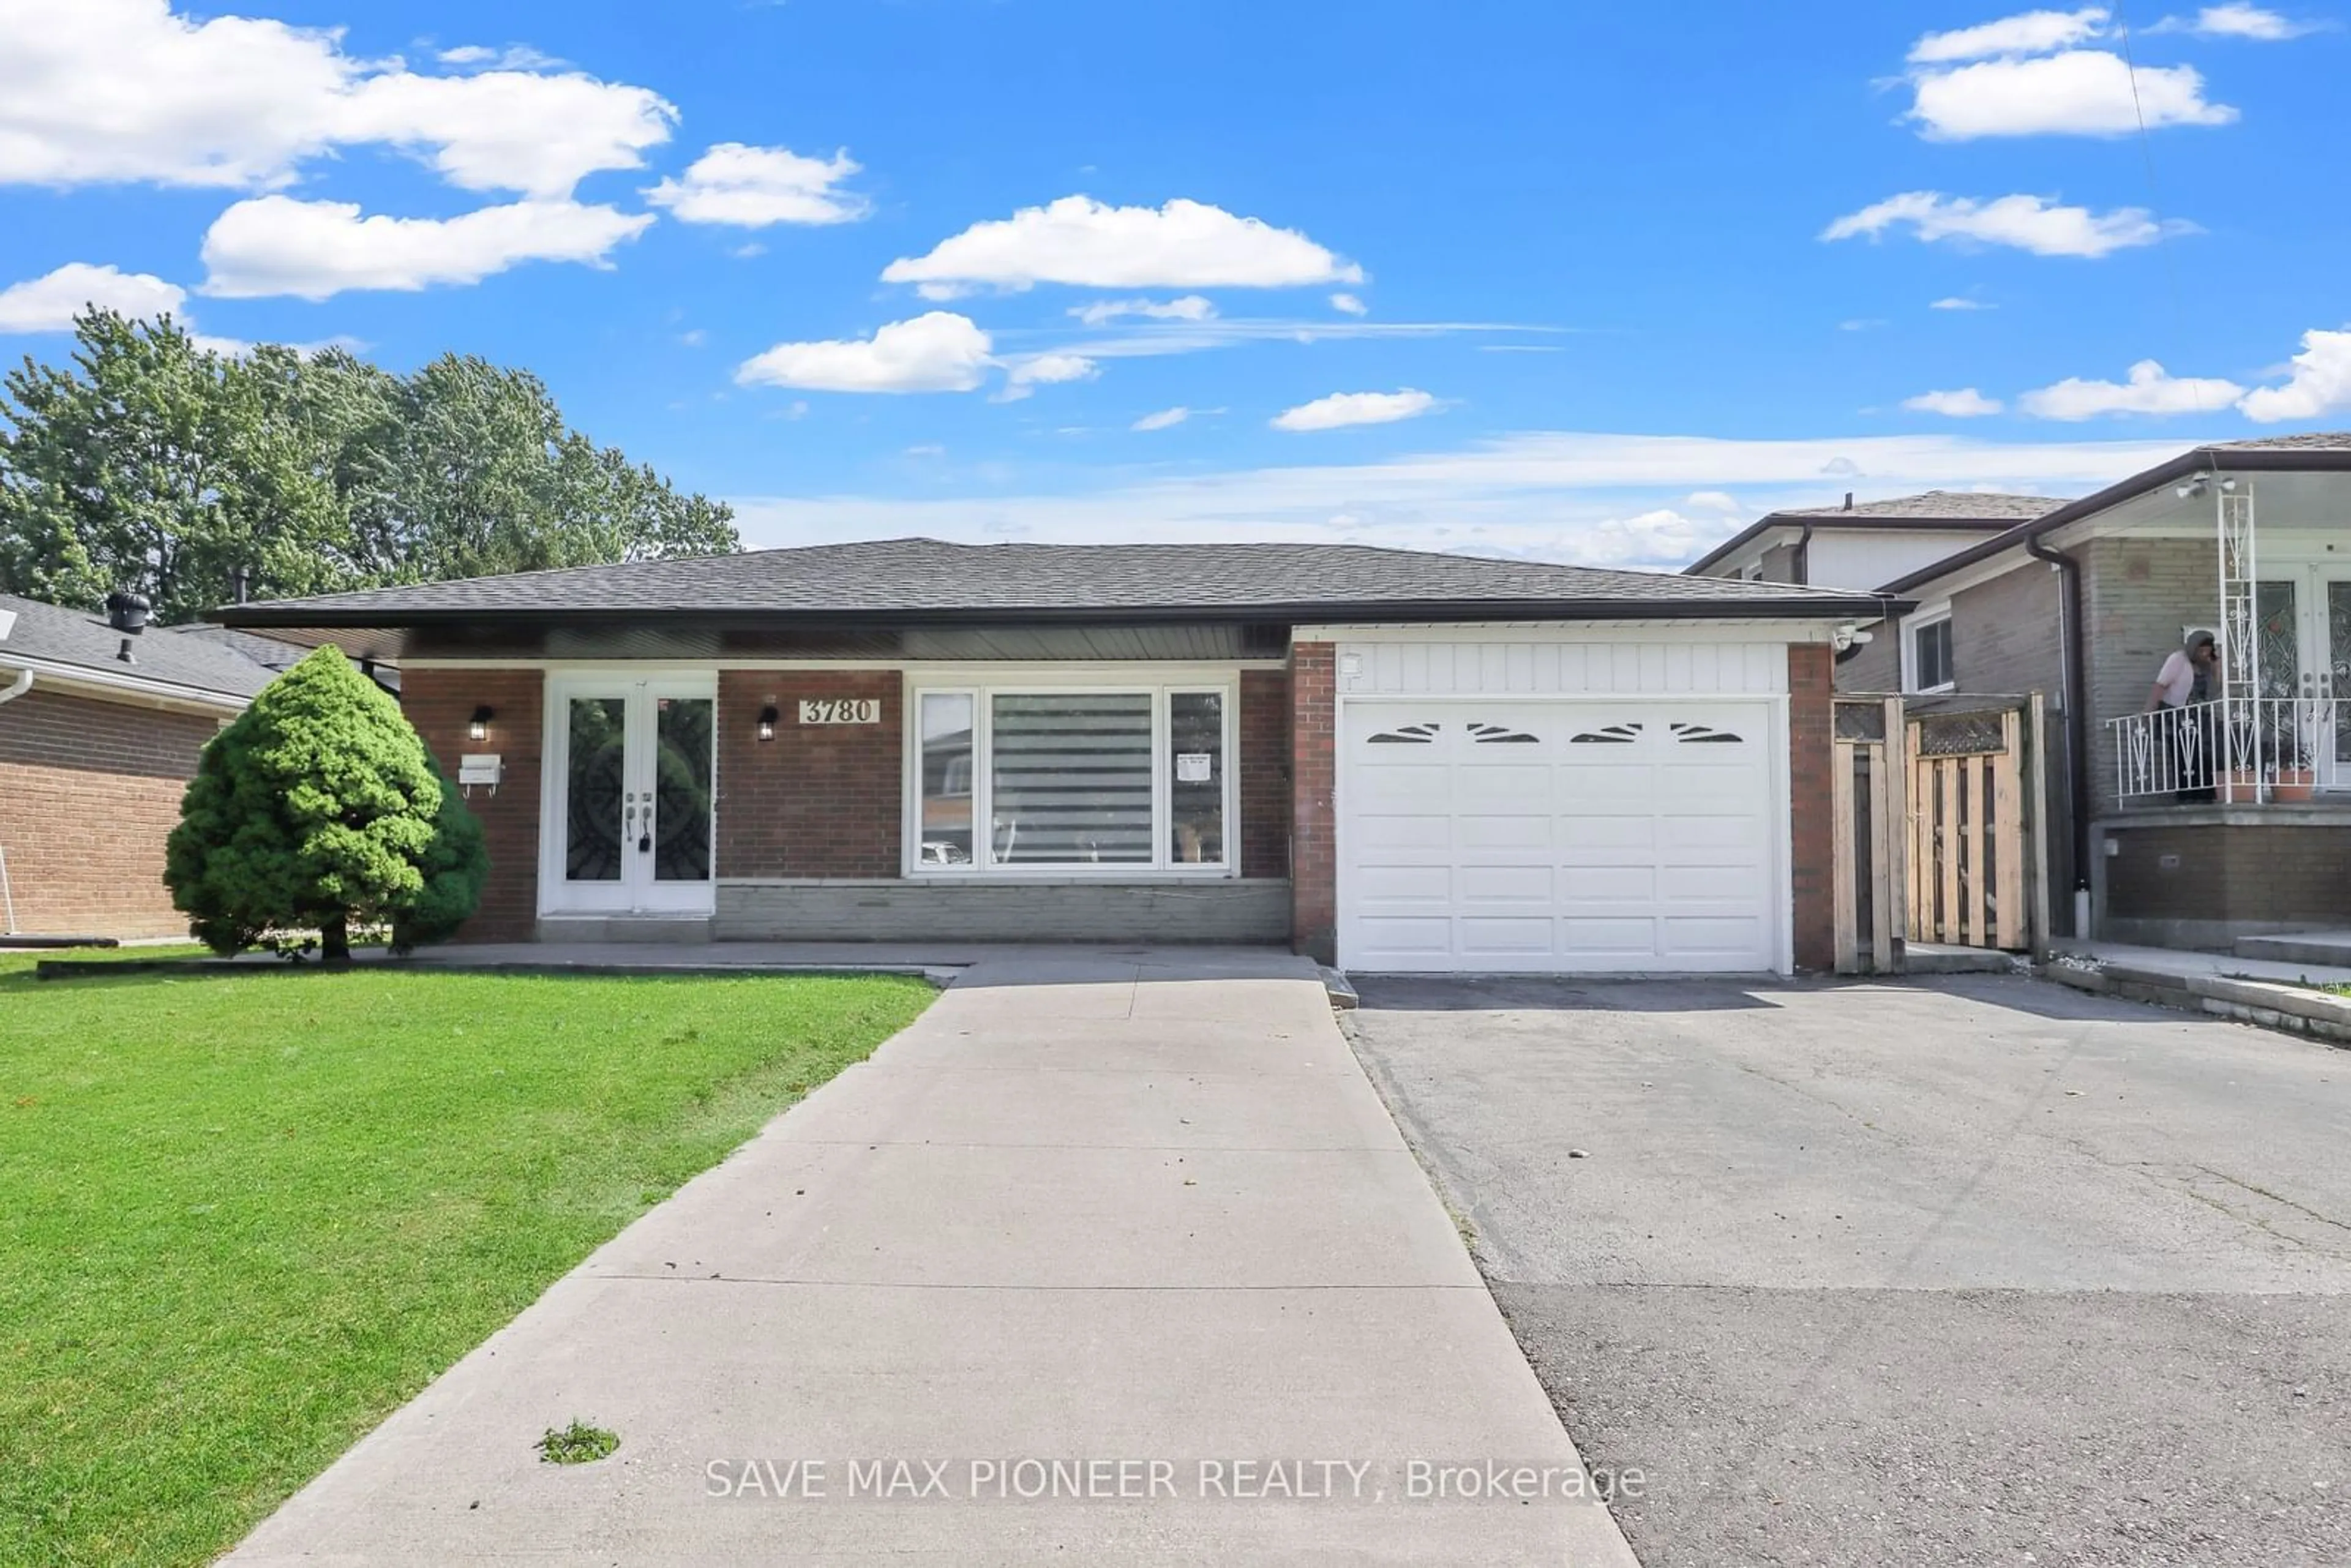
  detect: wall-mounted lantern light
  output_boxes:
[469,704,495,742]
[757,703,779,742]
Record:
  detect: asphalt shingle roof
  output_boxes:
[0,593,279,700]
[1771,490,2068,523]
[219,538,1892,623]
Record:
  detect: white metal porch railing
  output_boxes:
[2108,696,2342,803]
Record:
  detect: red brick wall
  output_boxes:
[1289,643,1337,964]
[0,688,220,938]
[402,668,543,942]
[1239,668,1291,880]
[717,671,902,878]
[1787,642,1835,972]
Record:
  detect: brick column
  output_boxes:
[1238,668,1292,881]
[1787,642,1835,972]
[402,667,543,942]
[1289,642,1337,964]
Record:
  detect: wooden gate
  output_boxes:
[1831,694,2047,972]
[1906,703,2037,951]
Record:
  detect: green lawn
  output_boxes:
[0,954,934,1567]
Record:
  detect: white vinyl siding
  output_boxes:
[1337,640,1790,697]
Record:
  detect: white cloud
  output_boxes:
[1908,50,2237,138]
[881,196,1362,295]
[1840,318,1889,332]
[1329,292,1369,316]
[724,431,2184,566]
[2019,359,2246,419]
[995,351,1100,400]
[643,143,868,227]
[2237,328,2351,422]
[1068,294,1217,327]
[332,70,675,198]
[436,43,565,72]
[1270,388,1439,432]
[0,0,674,196]
[2151,5,2327,39]
[199,196,654,299]
[1131,407,1192,432]
[1909,8,2110,62]
[0,262,187,331]
[1904,388,2006,417]
[1684,490,1745,513]
[1822,191,2183,258]
[1931,296,1997,310]
[735,311,994,394]
[1005,353,1098,386]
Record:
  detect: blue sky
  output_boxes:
[3,1,2346,565]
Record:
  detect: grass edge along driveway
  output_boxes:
[0,957,934,1568]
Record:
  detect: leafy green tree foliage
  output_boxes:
[392,759,492,953]
[1,312,738,624]
[165,648,490,959]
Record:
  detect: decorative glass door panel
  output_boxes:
[651,695,715,883]
[546,677,716,913]
[565,696,629,883]
[2323,577,2351,789]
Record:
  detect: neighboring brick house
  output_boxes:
[0,593,280,941]
[219,541,1894,975]
[1837,435,2351,950]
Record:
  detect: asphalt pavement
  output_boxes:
[1347,972,2351,1567]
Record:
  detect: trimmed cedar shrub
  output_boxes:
[165,647,488,959]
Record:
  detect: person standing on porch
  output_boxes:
[2146,630,2219,801]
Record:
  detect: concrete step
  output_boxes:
[534,915,716,944]
[1903,942,2025,974]
[2235,929,2351,967]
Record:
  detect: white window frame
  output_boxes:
[1903,606,1956,694]
[903,678,1240,879]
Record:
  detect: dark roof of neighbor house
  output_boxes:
[1878,433,2351,597]
[216,538,1902,629]
[1684,490,2068,577]
[0,592,278,701]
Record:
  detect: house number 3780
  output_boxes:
[798,698,882,725]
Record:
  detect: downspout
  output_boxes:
[0,668,26,934]
[2025,536,2091,937]
[1793,522,1816,585]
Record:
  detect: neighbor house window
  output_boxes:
[1909,614,1955,692]
[909,683,1234,874]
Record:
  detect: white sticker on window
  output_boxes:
[1176,752,1213,782]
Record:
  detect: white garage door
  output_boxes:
[1340,700,1782,973]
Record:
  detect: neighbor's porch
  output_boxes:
[2087,467,2351,948]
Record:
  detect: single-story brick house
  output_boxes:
[0,592,278,940]
[1834,433,2351,950]
[216,539,1897,974]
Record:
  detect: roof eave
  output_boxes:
[1877,446,2351,596]
[217,595,1906,632]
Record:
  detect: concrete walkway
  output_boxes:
[226,953,1633,1566]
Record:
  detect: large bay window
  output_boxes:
[910,681,1235,874]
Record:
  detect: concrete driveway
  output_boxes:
[226,951,1632,1566]
[1347,973,2351,1567]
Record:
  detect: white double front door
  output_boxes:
[542,675,717,915]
